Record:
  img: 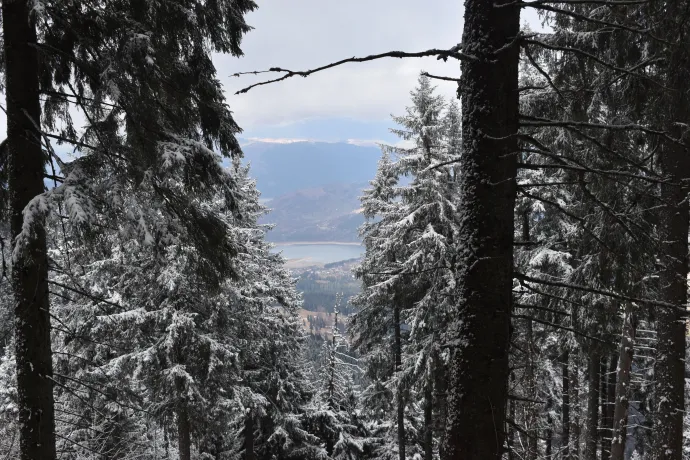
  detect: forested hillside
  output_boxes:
[2,1,690,460]
[261,183,365,243]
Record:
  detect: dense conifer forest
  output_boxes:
[2,1,690,460]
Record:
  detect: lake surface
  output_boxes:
[272,243,364,265]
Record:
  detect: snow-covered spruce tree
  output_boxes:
[2,1,256,458]
[223,166,326,460]
[42,163,326,459]
[41,163,322,459]
[349,150,400,458]
[352,73,460,460]
[48,198,243,460]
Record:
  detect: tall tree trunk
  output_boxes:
[245,411,255,460]
[177,407,192,460]
[2,2,57,460]
[601,355,618,460]
[571,354,581,460]
[584,350,600,460]
[545,396,553,459]
[526,319,538,460]
[611,310,635,460]
[651,4,690,459]
[562,351,571,460]
[507,372,516,460]
[651,102,689,460]
[442,1,520,459]
[424,370,433,460]
[599,356,608,460]
[394,304,405,460]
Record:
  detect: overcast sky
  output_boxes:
[218,1,543,142]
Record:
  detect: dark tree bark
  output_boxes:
[2,2,57,459]
[601,355,618,460]
[599,357,608,460]
[394,304,405,460]
[571,355,581,460]
[584,350,600,460]
[651,89,689,460]
[245,411,256,460]
[651,4,690,459]
[442,1,521,459]
[177,407,192,460]
[611,311,635,460]
[562,351,570,460]
[526,319,538,460]
[507,373,516,460]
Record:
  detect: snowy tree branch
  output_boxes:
[515,272,686,311]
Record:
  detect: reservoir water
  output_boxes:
[272,243,364,265]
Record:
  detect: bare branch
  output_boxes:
[420,72,461,83]
[233,46,477,94]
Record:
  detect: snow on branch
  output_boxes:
[524,38,663,84]
[232,45,476,94]
[519,3,668,43]
[515,272,686,311]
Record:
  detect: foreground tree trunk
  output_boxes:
[442,2,520,459]
[2,2,57,459]
[584,350,600,460]
[245,411,256,460]
[651,5,690,459]
[507,372,516,460]
[610,311,635,460]
[177,407,192,460]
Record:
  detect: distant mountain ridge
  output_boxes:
[239,139,381,199]
[260,183,365,243]
[230,139,383,243]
